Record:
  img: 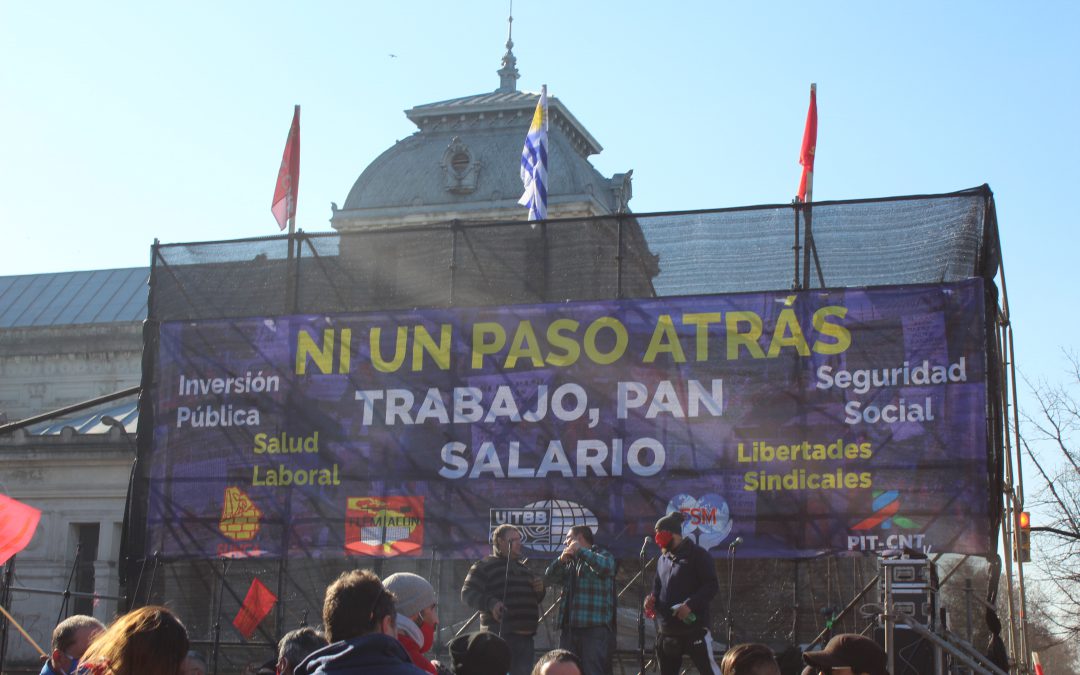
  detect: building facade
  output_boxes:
[0,269,145,668]
[0,41,657,670]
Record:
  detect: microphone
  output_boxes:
[728,536,744,549]
[640,537,650,557]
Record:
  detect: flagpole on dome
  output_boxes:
[518,85,549,225]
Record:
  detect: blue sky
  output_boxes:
[3,4,1078,456]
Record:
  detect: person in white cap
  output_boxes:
[384,573,441,675]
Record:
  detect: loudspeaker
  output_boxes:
[878,554,938,629]
[885,587,937,628]
[873,627,935,675]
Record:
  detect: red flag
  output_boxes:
[0,495,41,565]
[232,577,277,639]
[271,105,301,231]
[797,84,817,202]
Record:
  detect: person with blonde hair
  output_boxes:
[77,605,189,675]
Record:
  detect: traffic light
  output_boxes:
[1017,511,1031,563]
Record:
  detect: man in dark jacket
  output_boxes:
[644,512,720,675]
[461,524,546,675]
[296,569,426,675]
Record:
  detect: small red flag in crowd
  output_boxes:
[797,84,817,202]
[233,577,277,639]
[0,494,41,565]
[271,105,301,231]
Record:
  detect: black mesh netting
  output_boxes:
[130,186,1002,670]
[149,188,997,320]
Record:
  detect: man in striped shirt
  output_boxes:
[544,525,616,675]
[461,524,546,675]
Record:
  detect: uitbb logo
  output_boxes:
[666,493,733,551]
[490,500,598,553]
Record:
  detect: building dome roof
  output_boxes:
[332,41,632,230]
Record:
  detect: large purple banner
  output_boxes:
[147,279,990,559]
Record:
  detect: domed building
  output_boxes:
[326,32,658,309]
[334,33,634,228]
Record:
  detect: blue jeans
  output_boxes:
[560,625,611,675]
[501,632,535,675]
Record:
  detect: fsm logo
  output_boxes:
[490,500,598,553]
[666,493,733,551]
[852,490,918,531]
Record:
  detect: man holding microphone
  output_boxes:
[545,525,616,675]
[462,524,546,675]
[644,512,720,675]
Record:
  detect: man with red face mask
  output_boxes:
[644,512,720,675]
[384,573,441,674]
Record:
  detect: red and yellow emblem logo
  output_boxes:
[220,486,262,541]
[345,496,424,557]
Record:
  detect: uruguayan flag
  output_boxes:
[518,85,549,221]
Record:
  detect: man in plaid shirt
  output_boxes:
[544,525,616,675]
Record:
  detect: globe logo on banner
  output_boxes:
[490,500,599,553]
[667,493,732,552]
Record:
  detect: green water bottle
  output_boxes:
[673,603,696,624]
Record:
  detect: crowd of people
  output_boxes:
[34,512,890,675]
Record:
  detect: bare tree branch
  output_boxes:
[1021,436,1080,535]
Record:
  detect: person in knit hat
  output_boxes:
[644,511,720,675]
[384,573,440,674]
